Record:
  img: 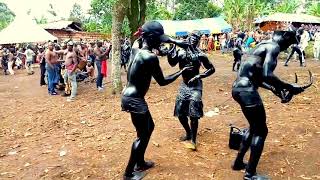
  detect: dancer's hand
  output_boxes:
[188,75,200,85]
[289,84,304,95]
[182,66,193,72]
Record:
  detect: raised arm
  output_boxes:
[167,45,179,67]
[55,49,66,55]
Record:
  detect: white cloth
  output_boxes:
[25,49,35,62]
[299,30,310,51]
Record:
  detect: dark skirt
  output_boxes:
[174,81,203,118]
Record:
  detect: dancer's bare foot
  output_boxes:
[135,161,155,172]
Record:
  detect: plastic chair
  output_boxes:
[214,41,220,51]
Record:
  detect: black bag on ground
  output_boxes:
[229,124,248,150]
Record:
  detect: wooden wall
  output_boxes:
[259,21,287,32]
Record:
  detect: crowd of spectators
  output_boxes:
[0,38,131,101]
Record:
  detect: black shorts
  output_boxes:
[121,95,149,114]
[174,81,203,118]
[232,88,263,107]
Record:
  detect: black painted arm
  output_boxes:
[152,56,184,86]
[262,46,292,90]
[167,45,179,67]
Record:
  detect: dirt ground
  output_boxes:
[0,52,319,180]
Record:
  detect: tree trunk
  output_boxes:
[127,0,146,43]
[111,0,128,94]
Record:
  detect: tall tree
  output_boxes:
[111,0,129,94]
[223,0,246,30]
[223,0,281,30]
[0,2,15,31]
[174,0,209,20]
[173,0,222,20]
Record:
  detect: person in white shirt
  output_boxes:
[299,28,310,66]
[313,30,320,60]
[24,45,35,75]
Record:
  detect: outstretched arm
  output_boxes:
[167,37,190,49]
[261,82,282,97]
[262,46,292,90]
[152,56,189,86]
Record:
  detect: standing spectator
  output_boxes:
[63,41,78,102]
[1,48,9,75]
[88,42,95,66]
[299,27,310,66]
[200,34,208,51]
[18,47,26,69]
[79,42,88,70]
[45,42,59,95]
[25,45,35,75]
[207,34,214,52]
[245,32,255,49]
[284,44,304,67]
[121,39,131,72]
[232,38,243,71]
[7,48,15,75]
[219,33,227,54]
[313,29,320,61]
[94,41,111,91]
[37,46,46,86]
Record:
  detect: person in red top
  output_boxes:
[208,34,214,51]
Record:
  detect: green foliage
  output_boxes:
[174,0,222,20]
[122,17,132,36]
[223,0,300,30]
[307,2,320,17]
[206,3,223,18]
[84,0,132,36]
[84,0,113,34]
[146,1,172,20]
[273,0,299,13]
[69,3,85,23]
[0,2,15,31]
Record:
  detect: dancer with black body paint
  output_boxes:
[231,30,312,180]
[121,21,192,180]
[284,44,305,67]
[167,31,215,150]
[233,38,243,72]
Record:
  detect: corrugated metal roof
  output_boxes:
[40,21,82,31]
[257,13,320,24]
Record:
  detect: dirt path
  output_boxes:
[0,53,319,180]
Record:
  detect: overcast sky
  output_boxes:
[2,0,91,21]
